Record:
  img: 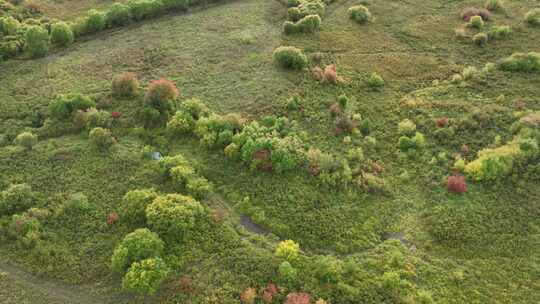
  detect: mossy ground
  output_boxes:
[1,0,539,303]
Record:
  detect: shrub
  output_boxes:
[50,22,74,46]
[145,194,206,241]
[484,0,503,12]
[398,132,426,152]
[111,228,164,274]
[398,119,416,135]
[106,3,132,27]
[85,9,106,33]
[24,25,49,58]
[278,261,298,285]
[112,72,139,98]
[145,79,179,115]
[468,15,484,29]
[498,52,540,73]
[447,175,467,193]
[89,127,116,150]
[436,117,449,128]
[122,258,169,295]
[63,193,92,213]
[0,184,36,216]
[288,7,302,22]
[461,7,491,21]
[182,98,209,119]
[273,46,308,70]
[367,72,384,88]
[472,32,488,47]
[49,94,96,120]
[119,189,159,227]
[525,8,540,26]
[297,14,321,32]
[14,132,37,150]
[348,5,371,24]
[170,165,213,199]
[323,64,340,84]
[275,239,300,261]
[167,110,195,135]
[0,16,20,35]
[85,108,113,130]
[488,25,511,39]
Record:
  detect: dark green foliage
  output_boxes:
[106,3,132,27]
[367,72,384,88]
[111,228,165,274]
[128,0,164,21]
[145,194,207,241]
[89,127,116,150]
[0,184,36,216]
[24,25,49,58]
[498,52,540,73]
[48,94,96,120]
[85,9,106,33]
[122,257,169,295]
[0,16,20,35]
[273,46,308,69]
[119,189,159,227]
[488,25,511,40]
[50,22,74,46]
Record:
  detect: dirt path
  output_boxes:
[0,261,118,304]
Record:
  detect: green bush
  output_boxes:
[119,189,159,227]
[64,193,92,213]
[128,0,164,21]
[484,0,503,12]
[472,32,488,47]
[398,132,425,152]
[287,7,302,22]
[273,46,308,70]
[181,98,209,119]
[170,165,213,199]
[84,108,112,130]
[167,110,195,135]
[145,194,206,241]
[525,8,540,26]
[488,25,511,39]
[14,132,37,150]
[49,94,96,120]
[348,5,371,24]
[469,15,484,29]
[295,14,321,33]
[498,52,540,73]
[367,72,384,88]
[50,22,74,46]
[106,3,132,27]
[398,119,416,136]
[0,184,36,216]
[111,228,165,274]
[278,261,297,286]
[24,25,49,58]
[112,72,139,98]
[161,0,189,11]
[0,16,20,35]
[89,127,116,150]
[85,9,106,33]
[122,258,169,295]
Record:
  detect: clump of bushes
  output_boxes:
[194,113,245,148]
[128,0,165,21]
[311,64,343,84]
[84,9,106,33]
[145,194,207,241]
[283,14,321,34]
[348,5,371,24]
[49,94,96,120]
[498,52,540,73]
[122,258,169,295]
[398,132,426,153]
[14,132,38,150]
[0,16,20,35]
[50,22,74,46]
[112,72,139,98]
[144,78,179,118]
[111,228,165,274]
[158,154,213,199]
[488,25,511,40]
[118,189,159,227]
[273,46,308,70]
[24,25,49,58]
[525,8,540,26]
[0,183,36,216]
[106,3,132,27]
[89,127,116,150]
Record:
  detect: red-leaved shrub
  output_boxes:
[285,292,311,304]
[111,111,122,119]
[107,212,119,226]
[447,175,467,193]
[311,66,324,82]
[262,283,278,304]
[436,117,449,128]
[145,79,180,110]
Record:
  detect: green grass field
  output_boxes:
[1,0,539,303]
